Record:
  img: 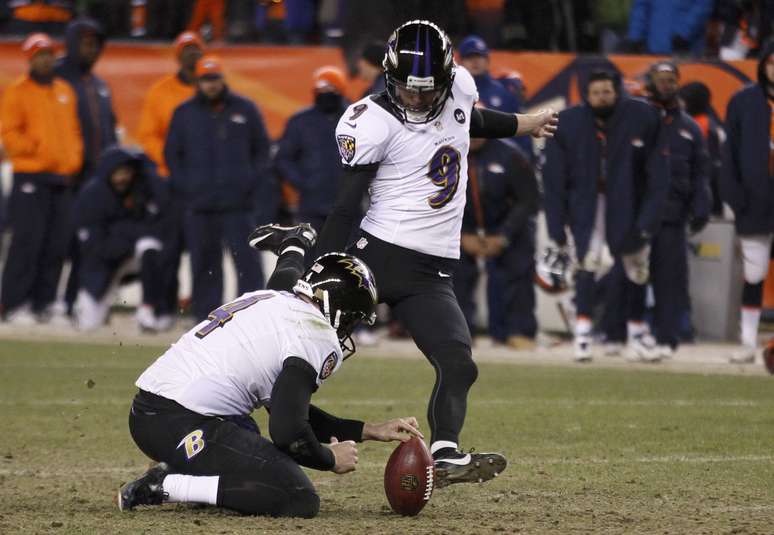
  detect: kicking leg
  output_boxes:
[393,289,506,488]
[248,223,318,292]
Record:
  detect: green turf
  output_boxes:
[1,338,774,534]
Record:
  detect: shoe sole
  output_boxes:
[434,454,507,488]
[117,487,128,511]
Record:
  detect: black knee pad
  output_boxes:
[742,281,764,307]
[281,488,320,518]
[431,341,478,390]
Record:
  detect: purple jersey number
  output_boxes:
[195,293,274,339]
[427,145,462,209]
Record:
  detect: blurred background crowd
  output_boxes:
[1,0,774,366]
[2,1,774,62]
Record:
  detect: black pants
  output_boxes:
[78,249,165,311]
[453,226,536,341]
[128,390,319,517]
[183,209,264,321]
[1,178,72,314]
[347,232,477,446]
[650,224,689,348]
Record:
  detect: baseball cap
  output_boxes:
[195,55,223,79]
[313,66,346,94]
[174,31,204,57]
[22,33,54,59]
[458,35,489,58]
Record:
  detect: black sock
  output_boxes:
[266,250,306,292]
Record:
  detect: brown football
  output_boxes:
[383,436,434,516]
[764,337,774,375]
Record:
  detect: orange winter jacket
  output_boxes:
[137,73,196,176]
[1,75,82,177]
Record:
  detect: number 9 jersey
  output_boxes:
[335,65,479,259]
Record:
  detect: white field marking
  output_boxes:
[4,454,773,479]
[312,398,764,408]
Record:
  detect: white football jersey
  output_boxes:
[335,65,479,259]
[135,290,343,416]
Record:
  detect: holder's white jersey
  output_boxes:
[136,290,343,416]
[335,66,478,259]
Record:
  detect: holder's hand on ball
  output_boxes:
[363,417,423,442]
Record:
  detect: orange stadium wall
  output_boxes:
[0,42,760,140]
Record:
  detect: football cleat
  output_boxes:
[433,449,507,488]
[248,223,317,256]
[625,332,661,362]
[118,463,169,511]
[574,334,592,362]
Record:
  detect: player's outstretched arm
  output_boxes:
[515,108,559,138]
[362,417,423,442]
[469,107,558,139]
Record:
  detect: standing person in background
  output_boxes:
[542,70,669,362]
[357,41,386,98]
[187,0,225,42]
[138,31,204,178]
[458,35,532,157]
[137,30,204,326]
[0,33,82,325]
[55,17,119,317]
[643,61,711,359]
[165,55,270,322]
[453,136,539,349]
[721,41,774,364]
[274,66,350,259]
[55,17,117,181]
[680,81,726,216]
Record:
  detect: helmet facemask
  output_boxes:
[292,253,378,360]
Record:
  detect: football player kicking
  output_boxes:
[307,20,558,487]
[119,224,422,517]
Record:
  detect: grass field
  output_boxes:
[1,338,774,534]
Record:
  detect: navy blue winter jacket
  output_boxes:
[54,18,117,179]
[543,96,669,258]
[720,41,774,235]
[462,139,538,240]
[660,106,711,224]
[274,103,347,218]
[164,87,270,212]
[74,146,169,263]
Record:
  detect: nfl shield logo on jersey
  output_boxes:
[337,134,356,163]
[453,108,465,124]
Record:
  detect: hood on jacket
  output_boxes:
[95,145,156,200]
[62,17,106,74]
[757,39,774,89]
